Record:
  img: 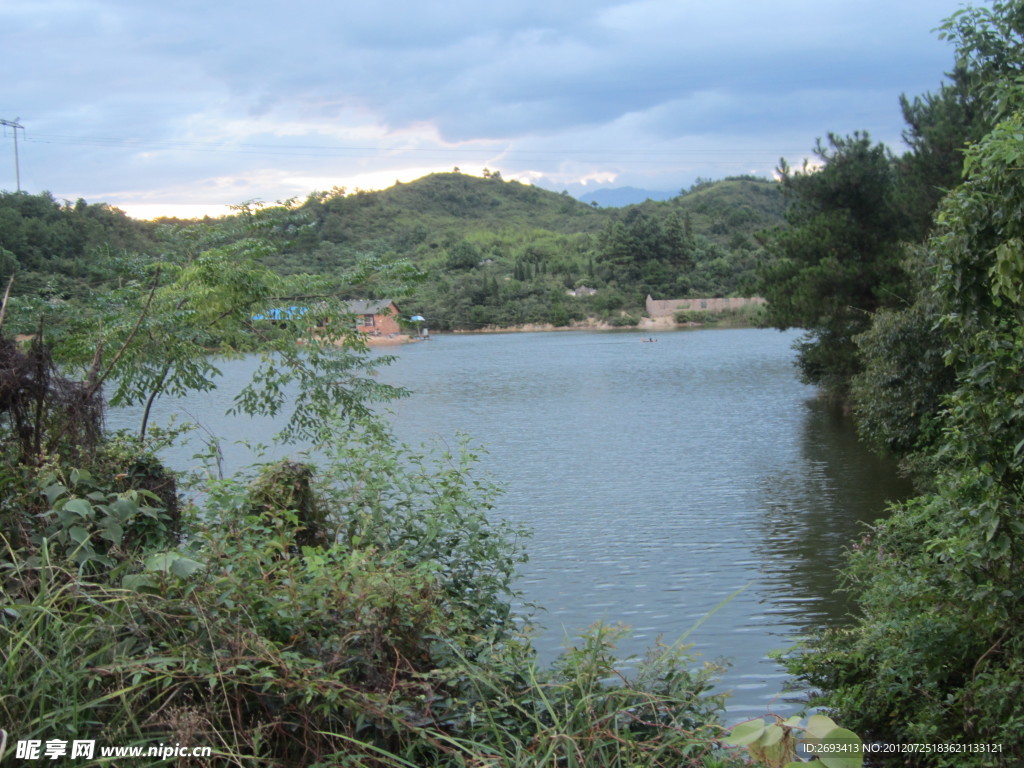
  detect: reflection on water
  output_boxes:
[756,403,914,628]
[108,328,910,716]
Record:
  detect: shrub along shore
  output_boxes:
[0,330,734,767]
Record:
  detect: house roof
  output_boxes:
[252,305,307,321]
[345,299,397,315]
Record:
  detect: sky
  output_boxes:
[1,0,972,219]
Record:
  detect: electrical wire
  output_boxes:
[22,132,812,165]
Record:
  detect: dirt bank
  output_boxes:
[638,316,677,330]
[365,334,416,346]
[450,318,621,334]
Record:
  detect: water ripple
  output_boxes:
[110,328,911,718]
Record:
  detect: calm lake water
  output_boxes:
[109,328,911,718]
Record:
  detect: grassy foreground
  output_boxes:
[1,410,739,767]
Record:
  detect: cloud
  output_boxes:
[1,0,966,213]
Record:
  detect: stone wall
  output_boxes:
[645,295,766,318]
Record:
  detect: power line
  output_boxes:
[0,117,25,192]
[23,131,811,164]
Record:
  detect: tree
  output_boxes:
[788,5,1024,758]
[850,261,953,459]
[757,132,911,398]
[895,70,986,240]
[791,106,1024,766]
[44,203,404,444]
[445,239,482,270]
[937,0,1024,122]
[596,208,677,293]
[848,3,1024,462]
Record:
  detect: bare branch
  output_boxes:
[0,274,14,331]
[84,266,162,400]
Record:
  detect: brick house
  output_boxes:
[345,299,402,337]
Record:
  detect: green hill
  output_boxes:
[269,172,784,329]
[0,191,159,302]
[0,173,784,332]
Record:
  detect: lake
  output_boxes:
[109,327,911,718]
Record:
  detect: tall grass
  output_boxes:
[0,540,157,761]
[433,624,728,768]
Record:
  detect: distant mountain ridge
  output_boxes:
[578,187,676,207]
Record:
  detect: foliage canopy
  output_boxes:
[784,4,1024,764]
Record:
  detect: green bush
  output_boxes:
[1,421,736,766]
[608,313,640,327]
[673,305,765,328]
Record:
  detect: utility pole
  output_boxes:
[0,117,24,192]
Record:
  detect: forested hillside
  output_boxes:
[267,172,783,329]
[2,173,783,332]
[0,192,159,301]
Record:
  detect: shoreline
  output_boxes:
[437,314,767,336]
[365,334,416,346]
[448,315,680,335]
[368,307,764,341]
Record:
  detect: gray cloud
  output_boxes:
[1,0,966,215]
